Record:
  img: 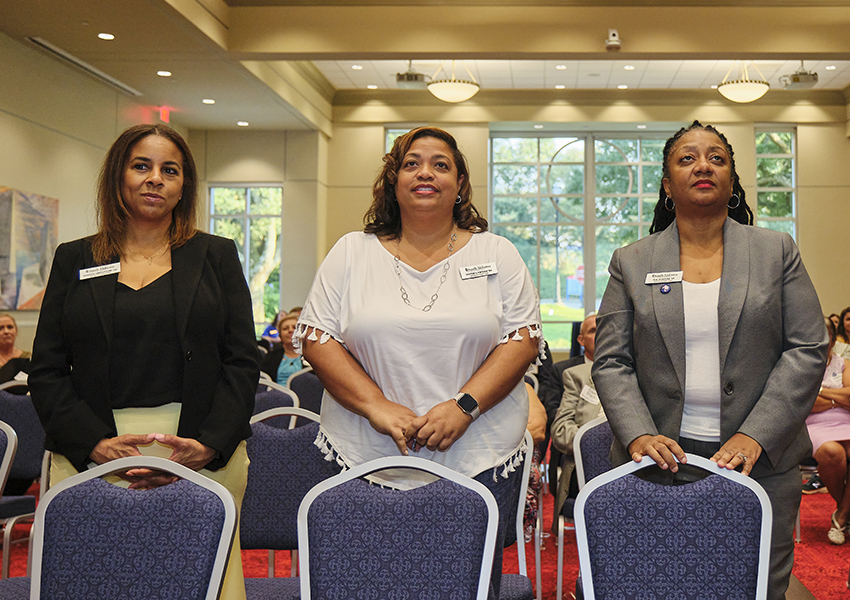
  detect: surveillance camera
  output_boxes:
[606,29,621,51]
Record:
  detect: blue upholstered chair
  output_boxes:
[556,415,613,600]
[0,455,236,600]
[0,390,44,578]
[575,454,772,600]
[241,407,340,600]
[298,455,499,600]
[286,367,323,416]
[254,379,300,428]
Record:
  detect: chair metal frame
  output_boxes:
[254,380,301,428]
[556,414,611,600]
[28,456,237,600]
[298,455,499,600]
[575,454,773,600]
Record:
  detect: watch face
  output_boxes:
[457,393,478,413]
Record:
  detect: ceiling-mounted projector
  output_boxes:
[397,60,428,90]
[779,61,819,90]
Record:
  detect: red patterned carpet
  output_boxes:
[0,482,845,598]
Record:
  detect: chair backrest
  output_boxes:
[0,390,46,481]
[298,455,498,600]
[30,456,236,600]
[0,420,18,497]
[254,380,300,428]
[575,454,772,600]
[286,367,324,415]
[0,379,29,393]
[574,415,613,489]
[241,408,339,551]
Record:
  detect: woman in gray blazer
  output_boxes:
[592,121,828,600]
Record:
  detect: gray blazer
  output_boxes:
[591,218,829,477]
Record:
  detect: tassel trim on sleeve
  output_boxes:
[497,323,546,362]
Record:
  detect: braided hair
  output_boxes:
[649,120,754,234]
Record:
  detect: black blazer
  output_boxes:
[29,232,259,472]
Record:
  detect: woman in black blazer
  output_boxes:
[29,124,258,600]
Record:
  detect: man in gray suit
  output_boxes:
[550,313,604,515]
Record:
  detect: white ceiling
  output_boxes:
[314,59,850,91]
[2,1,850,131]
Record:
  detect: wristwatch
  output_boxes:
[453,392,480,421]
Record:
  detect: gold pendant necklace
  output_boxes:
[128,242,170,266]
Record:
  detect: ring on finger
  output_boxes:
[737,452,747,462]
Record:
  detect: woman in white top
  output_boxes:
[592,121,828,600]
[296,127,541,597]
[806,318,850,544]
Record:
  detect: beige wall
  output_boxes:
[0,31,164,349]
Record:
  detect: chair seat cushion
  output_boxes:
[244,576,300,600]
[0,496,36,519]
[500,573,533,600]
[0,575,30,598]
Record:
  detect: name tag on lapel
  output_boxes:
[79,262,121,280]
[645,270,683,285]
[459,262,498,280]
[580,384,600,405]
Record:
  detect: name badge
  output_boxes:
[79,262,121,280]
[645,270,683,285]
[580,384,600,405]
[459,262,498,280]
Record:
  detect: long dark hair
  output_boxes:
[649,120,754,234]
[838,306,850,343]
[364,126,487,240]
[91,124,198,264]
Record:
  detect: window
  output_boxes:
[210,185,283,335]
[755,129,796,238]
[490,134,665,348]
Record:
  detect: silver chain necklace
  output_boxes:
[394,232,457,312]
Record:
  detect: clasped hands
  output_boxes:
[366,399,472,456]
[89,433,216,490]
[628,432,762,477]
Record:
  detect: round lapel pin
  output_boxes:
[660,284,671,294]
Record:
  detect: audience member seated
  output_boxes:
[0,313,31,387]
[533,340,564,493]
[523,382,547,542]
[805,318,850,544]
[834,307,850,360]
[260,310,305,384]
[550,313,603,516]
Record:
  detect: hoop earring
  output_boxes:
[455,195,462,205]
[728,194,741,210]
[664,196,675,212]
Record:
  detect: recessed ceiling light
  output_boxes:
[826,65,837,70]
[618,84,628,89]
[367,84,378,89]
[555,65,567,70]
[97,33,114,41]
[624,65,635,71]
[351,64,363,70]
[710,84,718,89]
[157,70,172,77]
[637,124,647,129]
[555,84,565,90]
[237,121,249,127]
[202,99,215,105]
[533,125,544,129]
